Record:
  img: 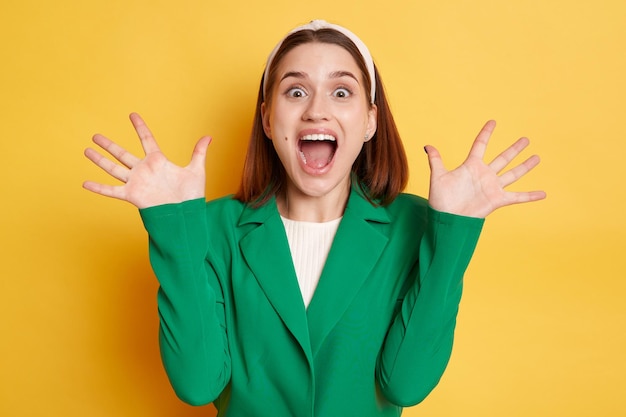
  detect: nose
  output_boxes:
[302,92,330,122]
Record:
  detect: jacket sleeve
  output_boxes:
[139,198,230,406]
[376,205,483,406]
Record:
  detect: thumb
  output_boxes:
[189,136,212,170]
[424,145,446,177]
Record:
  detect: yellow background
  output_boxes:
[1,0,624,415]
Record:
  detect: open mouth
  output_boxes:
[298,134,337,169]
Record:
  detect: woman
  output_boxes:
[84,20,545,417]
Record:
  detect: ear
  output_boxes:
[364,104,377,142]
[261,102,272,139]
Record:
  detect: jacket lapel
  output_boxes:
[238,198,312,357]
[306,185,391,357]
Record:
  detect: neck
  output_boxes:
[278,182,350,223]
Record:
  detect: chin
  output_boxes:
[289,174,350,199]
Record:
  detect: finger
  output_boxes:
[505,189,547,205]
[82,180,127,200]
[424,145,447,177]
[129,112,161,154]
[188,136,212,171]
[92,134,140,168]
[84,147,131,183]
[499,154,541,187]
[467,120,496,160]
[488,136,530,174]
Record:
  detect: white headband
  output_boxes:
[262,20,376,103]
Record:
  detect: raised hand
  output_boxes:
[83,113,211,209]
[425,120,546,218]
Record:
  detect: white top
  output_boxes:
[281,216,342,308]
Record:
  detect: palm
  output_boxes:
[83,113,211,209]
[426,120,546,218]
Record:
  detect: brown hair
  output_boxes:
[234,28,408,206]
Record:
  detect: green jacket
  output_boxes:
[139,185,483,416]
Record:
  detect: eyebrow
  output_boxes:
[280,70,360,83]
[280,71,307,82]
[329,71,359,83]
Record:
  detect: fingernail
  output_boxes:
[423,146,428,154]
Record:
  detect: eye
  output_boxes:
[286,87,307,98]
[333,87,352,99]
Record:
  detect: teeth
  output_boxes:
[300,134,336,141]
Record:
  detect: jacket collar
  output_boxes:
[237,182,391,358]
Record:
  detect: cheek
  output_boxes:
[340,105,371,126]
[268,106,292,133]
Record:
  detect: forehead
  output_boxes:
[276,42,363,77]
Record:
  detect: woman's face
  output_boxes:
[262,41,377,202]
